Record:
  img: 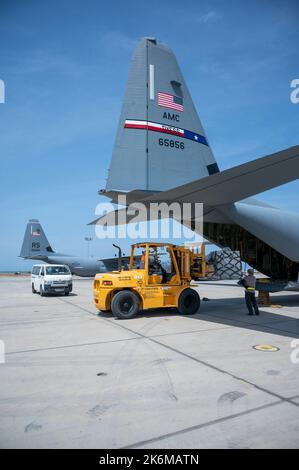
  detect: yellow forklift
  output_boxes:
[93,242,208,319]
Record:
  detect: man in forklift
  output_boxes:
[148,251,168,283]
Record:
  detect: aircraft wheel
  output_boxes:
[178,288,200,315]
[111,291,139,319]
[32,283,37,294]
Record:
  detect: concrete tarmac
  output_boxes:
[0,277,298,449]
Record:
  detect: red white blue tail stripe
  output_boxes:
[124,119,208,146]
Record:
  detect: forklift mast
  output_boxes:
[128,242,210,282]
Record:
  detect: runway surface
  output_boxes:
[0,277,298,448]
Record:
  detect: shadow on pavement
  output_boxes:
[98,293,299,339]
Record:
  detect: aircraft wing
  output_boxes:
[100,255,131,271]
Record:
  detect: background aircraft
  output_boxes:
[91,37,299,292]
[20,219,121,276]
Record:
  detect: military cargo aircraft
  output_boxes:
[20,219,121,276]
[91,37,299,292]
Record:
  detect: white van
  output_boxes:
[31,264,73,296]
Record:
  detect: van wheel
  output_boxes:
[178,288,200,315]
[32,284,37,294]
[64,291,69,296]
[111,291,139,319]
[39,286,45,297]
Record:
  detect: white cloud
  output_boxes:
[99,31,137,55]
[199,10,222,23]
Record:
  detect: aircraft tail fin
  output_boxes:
[19,219,55,259]
[105,37,218,195]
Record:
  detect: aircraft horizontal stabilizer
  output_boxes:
[89,206,162,226]
[90,145,299,227]
[98,189,158,205]
[141,145,299,206]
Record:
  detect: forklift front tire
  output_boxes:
[111,290,140,319]
[178,288,200,315]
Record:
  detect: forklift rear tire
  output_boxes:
[111,290,139,319]
[178,288,200,315]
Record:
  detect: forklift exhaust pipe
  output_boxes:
[113,244,122,271]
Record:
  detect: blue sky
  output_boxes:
[0,0,298,270]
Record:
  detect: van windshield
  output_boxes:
[45,266,70,275]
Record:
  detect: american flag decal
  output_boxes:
[31,227,40,236]
[158,92,184,112]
